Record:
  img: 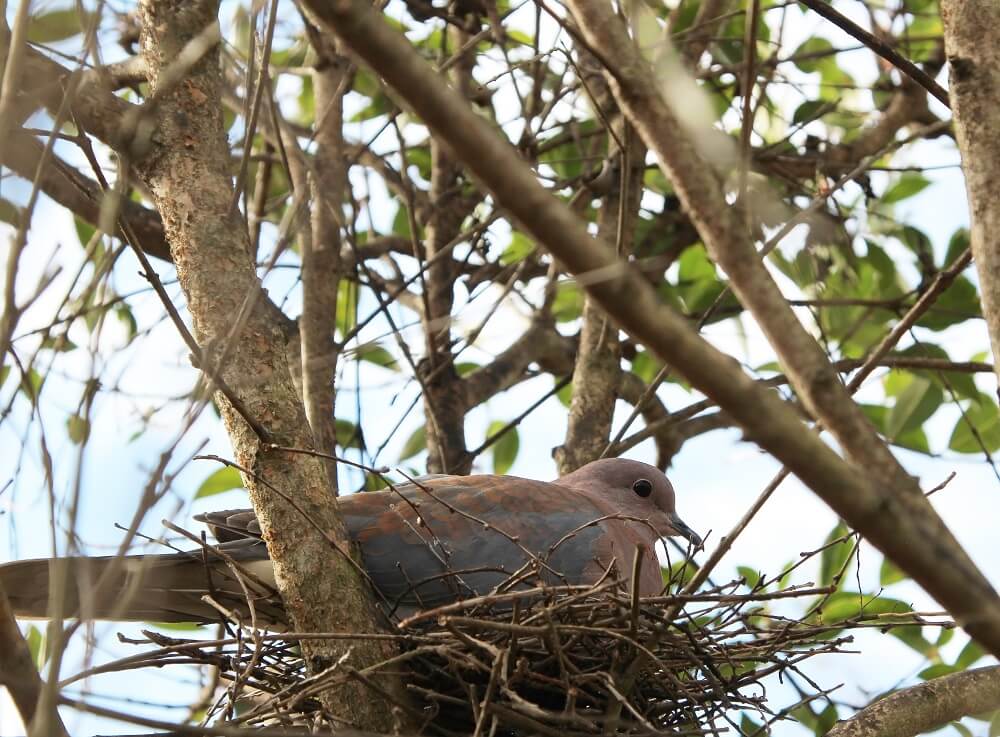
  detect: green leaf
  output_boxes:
[740,713,763,737]
[500,232,535,265]
[405,146,432,181]
[792,99,828,125]
[896,225,934,262]
[361,472,388,491]
[298,74,315,123]
[951,722,973,737]
[894,344,979,400]
[506,29,533,46]
[67,415,90,444]
[355,343,398,371]
[663,560,697,588]
[919,663,959,680]
[948,720,975,737]
[630,351,663,384]
[398,425,426,461]
[20,368,44,405]
[26,625,46,669]
[556,380,573,408]
[455,362,480,377]
[195,467,243,499]
[41,335,76,353]
[28,9,92,43]
[956,639,985,669]
[890,625,934,657]
[487,421,519,475]
[336,281,358,337]
[335,419,364,449]
[737,566,763,590]
[918,276,981,331]
[552,282,583,322]
[949,394,1000,454]
[678,244,716,282]
[885,375,942,440]
[879,557,907,586]
[818,521,853,587]
[945,228,970,266]
[391,205,414,239]
[75,216,97,250]
[115,305,138,342]
[791,37,835,73]
[818,592,912,624]
[538,119,601,180]
[881,173,932,205]
[937,627,955,648]
[145,621,206,631]
[778,560,795,589]
[816,704,838,735]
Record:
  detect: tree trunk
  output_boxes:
[135,0,405,728]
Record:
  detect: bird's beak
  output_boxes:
[670,513,702,548]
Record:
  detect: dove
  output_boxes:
[0,458,699,625]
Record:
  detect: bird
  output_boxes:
[0,458,700,626]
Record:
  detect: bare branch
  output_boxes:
[798,0,949,107]
[827,666,1000,737]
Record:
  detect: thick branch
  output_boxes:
[940,0,1000,397]
[0,584,69,737]
[134,0,400,727]
[299,0,1000,657]
[826,666,1000,737]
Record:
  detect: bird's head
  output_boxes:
[557,457,701,548]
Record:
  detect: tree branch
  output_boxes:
[563,0,1000,652]
[133,0,402,726]
[940,0,1000,398]
[797,0,949,108]
[298,0,1000,657]
[826,666,1000,737]
[2,132,172,261]
[0,584,69,737]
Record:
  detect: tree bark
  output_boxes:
[940,0,1000,397]
[134,0,403,728]
[826,666,1000,737]
[301,33,350,491]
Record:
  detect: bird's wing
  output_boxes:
[198,475,631,612]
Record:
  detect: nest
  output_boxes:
[107,561,924,736]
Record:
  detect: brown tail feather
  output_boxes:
[0,547,283,625]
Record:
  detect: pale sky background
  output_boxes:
[2,0,997,735]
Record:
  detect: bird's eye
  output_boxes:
[632,478,653,498]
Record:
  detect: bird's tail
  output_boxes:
[0,543,282,625]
